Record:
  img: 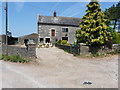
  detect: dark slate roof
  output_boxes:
[38,15,82,27]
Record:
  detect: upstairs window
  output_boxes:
[62,28,68,32]
[51,29,55,36]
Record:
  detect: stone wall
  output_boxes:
[55,44,80,55]
[79,44,120,56]
[1,44,36,59]
[56,43,120,56]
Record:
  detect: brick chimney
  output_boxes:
[54,11,57,17]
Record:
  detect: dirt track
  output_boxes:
[0,47,118,88]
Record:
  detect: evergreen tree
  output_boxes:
[76,0,111,46]
[105,2,120,30]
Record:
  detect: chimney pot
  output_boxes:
[54,11,57,17]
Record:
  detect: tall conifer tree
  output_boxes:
[76,0,111,46]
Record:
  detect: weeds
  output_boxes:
[91,50,120,57]
[106,50,120,55]
[0,54,29,63]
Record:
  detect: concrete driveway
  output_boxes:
[0,47,118,88]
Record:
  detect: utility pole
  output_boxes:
[5,0,8,55]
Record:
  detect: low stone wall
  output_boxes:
[1,44,36,59]
[56,43,120,56]
[80,44,120,56]
[55,44,80,55]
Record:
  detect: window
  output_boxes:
[62,28,68,32]
[62,37,68,41]
[46,38,50,43]
[40,38,44,42]
[51,29,55,36]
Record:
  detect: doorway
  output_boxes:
[45,38,50,43]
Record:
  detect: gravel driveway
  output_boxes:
[0,47,118,88]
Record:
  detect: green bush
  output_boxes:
[0,54,3,60]
[1,55,29,63]
[72,42,78,46]
[92,53,100,57]
[64,43,71,46]
[56,40,61,45]
[112,30,120,44]
[61,40,67,45]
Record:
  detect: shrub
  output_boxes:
[73,42,78,46]
[64,43,71,46]
[92,53,100,57]
[0,54,3,60]
[112,30,120,44]
[56,40,61,45]
[61,40,67,45]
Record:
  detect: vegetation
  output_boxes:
[56,40,61,45]
[76,0,112,46]
[106,27,120,44]
[105,1,120,29]
[61,40,68,45]
[56,40,71,46]
[0,54,2,60]
[0,54,29,63]
[104,2,120,44]
[106,49,120,55]
[112,30,120,44]
[91,49,120,57]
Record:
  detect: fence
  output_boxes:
[55,44,80,55]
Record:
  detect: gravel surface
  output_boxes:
[0,47,118,88]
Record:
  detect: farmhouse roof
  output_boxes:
[38,15,82,27]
